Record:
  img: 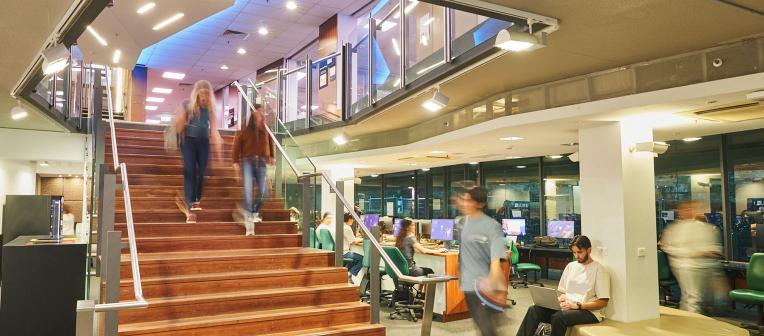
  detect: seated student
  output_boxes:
[340,213,364,279]
[396,219,448,293]
[516,235,610,336]
[316,212,333,233]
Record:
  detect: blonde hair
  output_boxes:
[188,80,216,119]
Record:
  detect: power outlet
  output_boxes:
[637,247,646,257]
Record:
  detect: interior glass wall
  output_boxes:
[384,171,416,218]
[447,165,467,218]
[356,175,383,215]
[543,157,581,237]
[431,167,446,219]
[481,159,541,244]
[726,131,764,261]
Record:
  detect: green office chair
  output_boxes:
[309,227,318,248]
[383,246,424,322]
[359,239,392,303]
[508,239,543,289]
[317,229,354,266]
[657,249,679,307]
[730,253,764,334]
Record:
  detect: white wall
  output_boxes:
[0,160,37,234]
[0,128,86,161]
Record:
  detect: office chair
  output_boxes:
[509,239,543,288]
[730,253,764,334]
[383,246,424,322]
[309,227,318,248]
[317,229,354,267]
[657,249,679,308]
[359,239,393,304]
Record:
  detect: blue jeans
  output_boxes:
[242,156,269,214]
[344,252,364,276]
[181,136,209,206]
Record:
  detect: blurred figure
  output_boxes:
[660,202,725,313]
[457,186,507,336]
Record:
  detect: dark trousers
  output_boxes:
[181,136,210,206]
[464,292,501,336]
[516,305,599,336]
[344,252,363,276]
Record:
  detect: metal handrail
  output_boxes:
[94,67,147,312]
[234,81,450,286]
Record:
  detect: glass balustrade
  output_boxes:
[310,54,342,128]
[371,0,402,102]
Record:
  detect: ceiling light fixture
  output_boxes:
[469,162,479,165]
[422,168,430,172]
[506,156,522,159]
[422,90,449,112]
[39,161,49,167]
[500,136,524,141]
[237,47,246,55]
[145,119,160,124]
[152,87,172,94]
[41,44,70,74]
[220,64,229,70]
[430,150,447,154]
[153,13,184,31]
[495,29,538,52]
[86,26,108,46]
[10,105,28,120]
[333,133,349,145]
[146,97,165,103]
[548,155,563,159]
[136,2,156,14]
[258,27,269,35]
[516,165,527,169]
[683,137,702,142]
[112,49,121,63]
[286,1,297,10]
[145,105,158,111]
[162,72,185,79]
[371,174,379,178]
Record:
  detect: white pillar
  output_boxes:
[579,122,659,322]
[320,167,356,217]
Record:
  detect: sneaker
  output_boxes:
[190,202,202,211]
[253,212,262,223]
[186,213,197,224]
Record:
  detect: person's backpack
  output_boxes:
[533,236,559,248]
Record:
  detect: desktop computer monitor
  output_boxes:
[547,220,574,238]
[393,218,403,235]
[431,219,455,241]
[364,214,379,232]
[502,218,526,236]
[419,220,432,239]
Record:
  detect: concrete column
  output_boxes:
[578,121,659,322]
[320,167,355,217]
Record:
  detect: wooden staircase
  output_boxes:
[107,127,384,335]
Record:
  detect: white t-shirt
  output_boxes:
[316,223,355,253]
[558,260,611,320]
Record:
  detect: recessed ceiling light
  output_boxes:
[145,119,160,124]
[506,156,522,159]
[548,155,563,159]
[145,105,158,111]
[469,162,479,165]
[500,136,524,141]
[516,165,527,169]
[422,168,430,171]
[333,133,348,145]
[430,150,447,154]
[407,163,418,166]
[237,47,246,55]
[258,27,269,35]
[162,72,185,80]
[39,161,49,167]
[58,175,62,178]
[371,174,379,178]
[86,26,108,46]
[153,13,184,31]
[136,2,155,14]
[220,64,229,70]
[286,1,297,10]
[683,137,702,142]
[112,49,121,63]
[146,97,165,103]
[10,106,28,120]
[152,87,172,94]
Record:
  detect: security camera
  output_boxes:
[711,58,723,68]
[631,142,670,155]
[568,152,579,162]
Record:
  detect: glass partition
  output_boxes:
[482,159,541,244]
[283,68,308,131]
[726,131,764,261]
[404,1,445,83]
[384,171,416,218]
[430,167,446,219]
[543,157,581,237]
[356,175,383,215]
[310,55,342,127]
[371,0,402,102]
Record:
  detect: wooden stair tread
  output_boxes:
[142,283,356,306]
[117,302,370,334]
[265,323,385,336]
[122,247,330,263]
[120,267,342,286]
[116,220,294,225]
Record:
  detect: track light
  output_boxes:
[422,90,449,112]
[495,30,538,52]
[41,44,70,74]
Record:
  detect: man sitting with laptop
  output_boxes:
[516,235,610,336]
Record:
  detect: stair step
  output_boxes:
[266,323,385,336]
[109,128,234,140]
[108,163,236,176]
[118,303,373,336]
[119,267,347,299]
[116,198,285,211]
[109,135,234,149]
[107,153,231,165]
[118,284,359,324]
[122,248,334,277]
[127,234,301,253]
[127,174,240,187]
[115,221,297,237]
[116,208,290,223]
[107,144,231,157]
[123,186,242,198]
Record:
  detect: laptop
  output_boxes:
[529,285,561,311]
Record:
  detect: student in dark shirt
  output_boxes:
[395,219,445,288]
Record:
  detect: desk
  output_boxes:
[351,244,510,322]
[518,246,572,278]
[722,261,748,290]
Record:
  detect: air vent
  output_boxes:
[222,29,250,40]
[680,101,764,122]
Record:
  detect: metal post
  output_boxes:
[103,231,122,336]
[276,68,284,131]
[341,44,350,120]
[399,1,407,88]
[93,70,105,165]
[369,225,381,324]
[421,283,437,336]
[305,56,312,129]
[720,135,732,260]
[96,168,116,277]
[367,16,375,106]
[76,300,96,336]
[275,144,284,199]
[301,177,312,247]
[444,7,453,63]
[335,180,345,267]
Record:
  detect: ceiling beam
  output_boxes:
[417,0,559,33]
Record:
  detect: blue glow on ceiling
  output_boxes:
[472,20,513,47]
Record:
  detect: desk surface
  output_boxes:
[721,261,748,271]
[519,246,571,253]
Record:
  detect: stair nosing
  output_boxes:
[119,267,344,286]
[121,247,331,264]
[141,283,357,307]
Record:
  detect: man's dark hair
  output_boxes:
[464,187,487,207]
[570,235,592,250]
[343,212,354,223]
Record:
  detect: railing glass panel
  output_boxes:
[348,19,370,116]
[309,55,342,127]
[283,67,308,131]
[404,1,445,83]
[450,10,512,59]
[371,0,402,101]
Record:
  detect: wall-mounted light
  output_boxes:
[41,44,70,74]
[495,30,538,52]
[422,90,449,112]
[629,141,670,156]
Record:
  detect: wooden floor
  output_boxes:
[111,127,384,335]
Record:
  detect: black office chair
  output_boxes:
[657,249,679,308]
[384,246,424,322]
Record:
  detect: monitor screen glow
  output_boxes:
[431,219,454,241]
[364,214,380,231]
[547,220,574,238]
[502,218,526,236]
[393,218,403,235]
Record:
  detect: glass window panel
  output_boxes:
[450,10,512,59]
[491,97,506,118]
[384,171,416,218]
[283,68,308,131]
[447,165,466,218]
[482,159,540,245]
[356,175,383,215]
[417,171,427,219]
[543,157,581,238]
[404,1,445,83]
[726,131,764,261]
[431,167,446,219]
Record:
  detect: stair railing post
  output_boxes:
[301,176,312,248]
[334,180,345,267]
[103,230,122,336]
[369,225,381,324]
[95,168,116,277]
